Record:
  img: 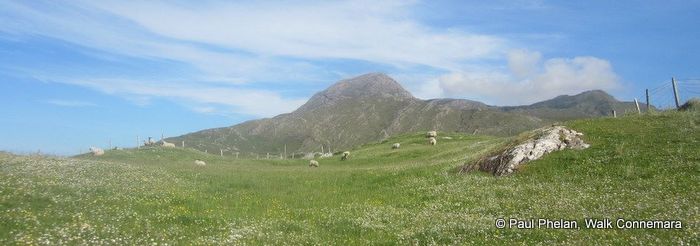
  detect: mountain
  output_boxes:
[166,73,647,155]
[499,90,643,121]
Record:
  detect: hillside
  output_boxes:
[1,110,697,244]
[166,73,648,155]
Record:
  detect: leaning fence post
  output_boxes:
[672,77,681,109]
[634,98,641,114]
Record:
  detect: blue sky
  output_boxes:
[1,0,699,155]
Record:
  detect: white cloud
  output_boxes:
[0,1,505,75]
[46,99,97,107]
[431,51,621,105]
[52,77,307,117]
[508,49,542,78]
[87,0,504,71]
[1,1,622,113]
[0,0,512,116]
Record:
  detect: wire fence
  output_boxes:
[642,78,700,110]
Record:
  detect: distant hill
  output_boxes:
[166,73,649,155]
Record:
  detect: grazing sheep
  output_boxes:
[89,147,104,156]
[161,140,176,148]
[426,131,437,138]
[194,159,206,166]
[341,151,350,160]
[392,143,400,149]
[428,137,437,146]
[309,160,319,167]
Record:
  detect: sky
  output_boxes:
[1,0,699,155]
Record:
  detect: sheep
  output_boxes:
[428,137,437,146]
[194,159,206,166]
[392,143,400,149]
[426,131,437,138]
[341,151,350,160]
[161,140,176,148]
[309,160,319,167]
[89,147,104,156]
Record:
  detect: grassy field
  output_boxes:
[1,111,698,244]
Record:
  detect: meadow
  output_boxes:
[1,111,698,244]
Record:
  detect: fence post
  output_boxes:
[612,110,617,118]
[220,149,223,157]
[672,77,681,109]
[645,89,650,112]
[634,98,641,114]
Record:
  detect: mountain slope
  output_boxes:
[166,73,643,155]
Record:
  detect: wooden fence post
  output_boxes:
[645,89,650,112]
[634,98,641,114]
[672,77,681,109]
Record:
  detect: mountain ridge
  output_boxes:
[167,73,648,155]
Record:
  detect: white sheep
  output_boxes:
[392,143,400,149]
[161,140,176,148]
[341,151,350,160]
[426,131,437,138]
[428,137,437,146]
[89,147,104,156]
[309,160,319,167]
[194,159,206,166]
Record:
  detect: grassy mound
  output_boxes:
[679,97,700,111]
[1,111,698,244]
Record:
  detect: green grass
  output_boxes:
[1,111,698,244]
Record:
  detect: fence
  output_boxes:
[642,77,700,110]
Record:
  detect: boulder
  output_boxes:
[463,126,589,176]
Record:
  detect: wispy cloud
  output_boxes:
[46,99,97,107]
[46,77,308,117]
[0,0,622,113]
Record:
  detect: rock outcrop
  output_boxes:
[462,126,590,176]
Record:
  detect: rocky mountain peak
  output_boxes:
[297,73,415,111]
[323,73,414,99]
